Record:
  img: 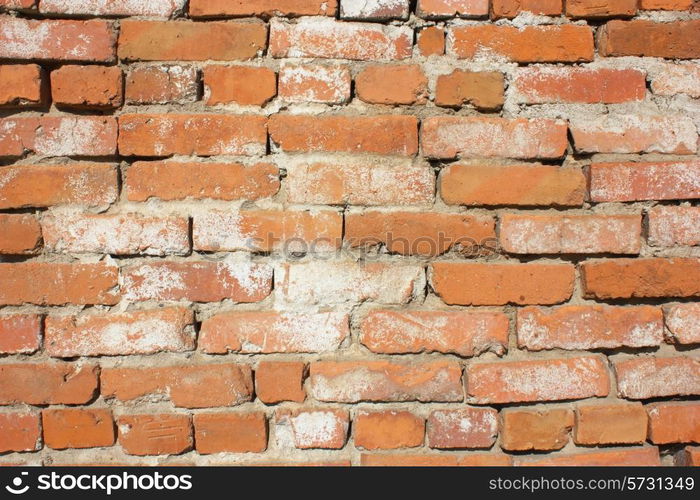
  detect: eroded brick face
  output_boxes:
[0,2,697,468]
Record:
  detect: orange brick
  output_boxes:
[118,414,192,456]
[51,65,122,108]
[194,412,267,454]
[574,403,647,445]
[204,65,276,106]
[43,409,115,450]
[491,0,562,17]
[361,453,513,466]
[340,0,409,19]
[665,303,700,345]
[467,356,609,404]
[435,70,504,110]
[516,447,660,466]
[431,262,575,305]
[598,20,700,59]
[278,409,348,449]
[566,0,637,17]
[427,408,497,449]
[615,356,700,400]
[417,27,445,56]
[641,0,693,8]
[0,412,41,453]
[360,309,508,356]
[278,64,351,104]
[0,64,44,107]
[648,402,699,444]
[355,410,425,450]
[0,314,41,354]
[417,0,489,17]
[356,65,427,105]
[255,361,306,404]
[648,206,700,247]
[0,214,41,254]
[0,363,98,405]
[501,409,573,451]
[101,364,253,408]
[125,64,198,104]
[189,0,337,16]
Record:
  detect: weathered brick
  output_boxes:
[125,65,198,104]
[194,412,267,454]
[675,446,700,466]
[189,0,337,17]
[650,63,700,97]
[355,410,425,450]
[340,0,409,19]
[467,356,609,404]
[43,409,115,450]
[0,262,119,306]
[361,453,513,466]
[200,311,349,354]
[0,314,41,354]
[450,24,594,62]
[517,305,663,351]
[45,308,195,357]
[278,409,348,449]
[665,303,700,345]
[203,66,276,106]
[0,214,41,254]
[310,361,463,402]
[360,309,508,356]
[118,20,267,61]
[118,114,267,157]
[435,70,504,110]
[491,0,562,17]
[516,447,660,466]
[422,117,568,159]
[582,258,700,299]
[648,206,700,247]
[0,363,98,405]
[0,412,40,453]
[440,164,586,207]
[0,64,44,107]
[500,214,641,254]
[500,408,573,451]
[126,161,279,202]
[101,364,254,408]
[42,214,190,256]
[566,0,637,17]
[641,0,693,8]
[598,20,700,59]
[51,65,122,109]
[615,356,700,399]
[278,64,351,104]
[255,362,306,404]
[647,402,699,444]
[417,27,445,56]
[418,0,489,17]
[40,0,185,16]
[574,403,647,445]
[427,408,497,449]
[269,18,412,60]
[431,262,575,305]
[122,261,272,303]
[118,414,192,456]
[356,65,427,105]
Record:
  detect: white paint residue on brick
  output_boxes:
[124,264,186,301]
[220,254,272,299]
[290,411,342,447]
[40,0,185,16]
[34,118,104,156]
[340,0,408,18]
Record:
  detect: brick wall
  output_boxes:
[0,0,698,466]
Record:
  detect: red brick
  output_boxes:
[309,360,463,402]
[647,402,699,444]
[0,412,40,453]
[566,0,637,17]
[356,65,427,105]
[286,158,434,206]
[0,116,117,157]
[648,206,700,247]
[345,211,495,257]
[0,314,41,354]
[467,356,609,404]
[255,361,306,404]
[516,447,660,466]
[0,214,41,254]
[450,24,594,62]
[651,63,700,97]
[0,163,118,209]
[500,214,641,254]
[269,114,417,155]
[614,356,700,400]
[0,0,36,8]
[435,70,504,110]
[440,164,586,207]
[421,117,568,159]
[428,408,497,449]
[574,403,647,445]
[571,115,697,154]
[675,446,700,466]
[513,67,645,104]
[118,114,267,157]
[417,27,445,56]
[598,20,700,59]
[665,303,700,345]
[200,311,349,354]
[278,64,351,104]
[118,20,266,61]
[641,0,693,7]
[43,409,115,450]
[276,261,424,305]
[51,65,122,109]
[582,258,700,300]
[500,408,573,451]
[418,0,489,17]
[277,409,348,449]
[0,262,119,306]
[360,309,508,356]
[0,363,98,405]
[589,161,700,202]
[340,0,409,19]
[45,308,195,357]
[491,0,562,17]
[123,261,271,303]
[126,161,279,202]
[194,412,267,454]
[101,364,253,408]
[40,0,185,16]
[0,17,115,62]
[125,64,198,105]
[118,414,192,456]
[361,453,513,466]
[43,214,189,256]
[204,66,276,106]
[193,209,342,253]
[0,64,44,107]
[517,305,663,351]
[355,410,425,450]
[431,262,574,306]
[269,18,412,60]
[189,0,337,17]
